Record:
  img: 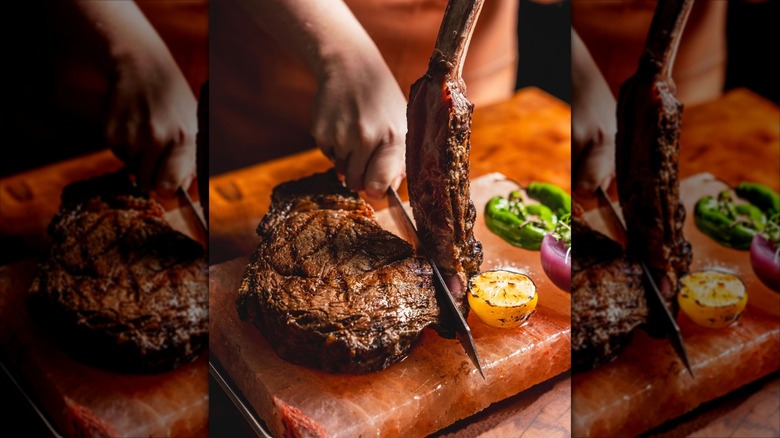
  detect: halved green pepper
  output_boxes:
[485,197,551,250]
[485,182,567,251]
[735,182,780,216]
[526,182,572,217]
[694,190,767,250]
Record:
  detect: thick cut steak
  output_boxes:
[616,0,693,321]
[28,172,208,373]
[406,0,485,323]
[237,170,438,374]
[571,204,647,370]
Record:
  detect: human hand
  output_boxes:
[311,47,407,200]
[105,44,197,198]
[572,29,616,198]
[236,0,407,198]
[68,1,197,197]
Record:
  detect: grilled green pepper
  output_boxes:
[735,182,780,216]
[526,182,572,217]
[485,182,569,251]
[485,197,552,250]
[694,190,767,250]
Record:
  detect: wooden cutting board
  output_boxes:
[209,174,572,437]
[572,90,780,437]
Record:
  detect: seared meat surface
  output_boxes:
[238,170,439,373]
[571,205,647,370]
[616,0,693,314]
[406,0,485,325]
[28,172,208,373]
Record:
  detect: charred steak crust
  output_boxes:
[28,172,208,373]
[616,68,692,298]
[237,170,439,374]
[571,204,648,371]
[406,53,483,323]
[615,55,693,337]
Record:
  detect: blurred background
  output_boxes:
[724,0,778,103]
[516,0,570,103]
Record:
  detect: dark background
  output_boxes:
[725,0,779,104]
[516,0,571,103]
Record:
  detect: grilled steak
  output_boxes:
[28,172,208,373]
[406,0,484,326]
[237,170,439,374]
[571,204,647,370]
[616,0,693,323]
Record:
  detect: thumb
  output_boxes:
[363,140,405,200]
[155,134,196,198]
[574,141,614,199]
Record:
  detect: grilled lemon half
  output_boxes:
[468,270,538,328]
[678,270,747,329]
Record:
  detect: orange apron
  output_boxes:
[210,0,518,175]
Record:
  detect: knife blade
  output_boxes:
[1,359,64,438]
[386,187,485,380]
[596,186,694,377]
[209,358,272,438]
[177,186,208,239]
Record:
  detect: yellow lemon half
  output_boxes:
[468,270,538,329]
[678,270,747,329]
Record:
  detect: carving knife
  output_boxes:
[177,186,208,239]
[386,186,485,380]
[1,360,64,437]
[209,358,272,438]
[596,186,694,377]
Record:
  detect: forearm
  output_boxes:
[237,0,384,79]
[67,1,197,194]
[570,28,617,194]
[68,1,170,65]
[571,29,601,99]
[238,0,406,197]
